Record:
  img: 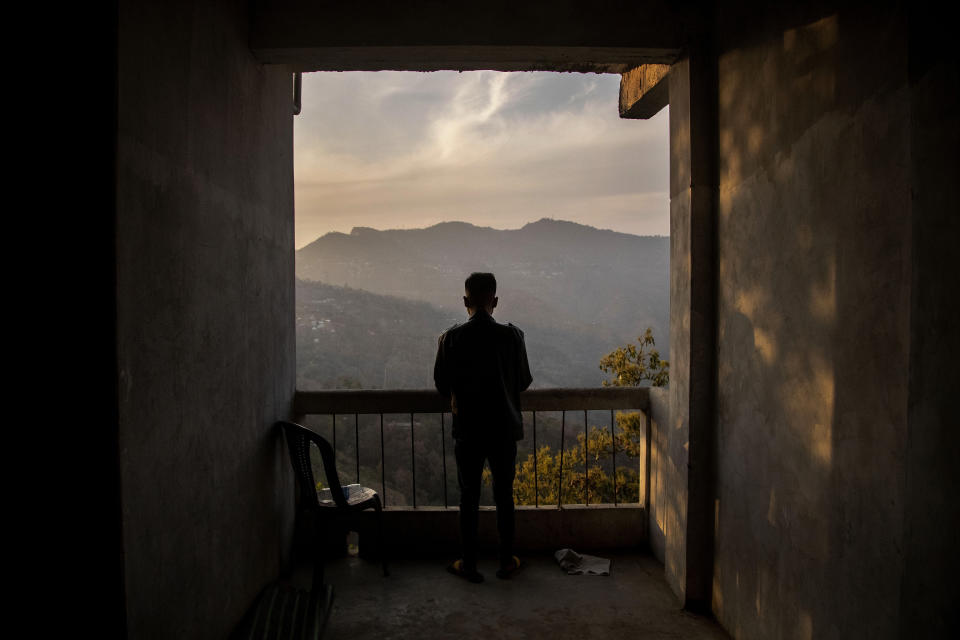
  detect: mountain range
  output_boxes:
[296,219,669,389]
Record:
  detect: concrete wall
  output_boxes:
[116,0,295,636]
[711,5,916,638]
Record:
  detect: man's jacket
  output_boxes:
[433,310,533,441]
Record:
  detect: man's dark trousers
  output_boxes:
[455,435,517,572]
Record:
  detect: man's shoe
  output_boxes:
[496,555,524,579]
[447,559,484,583]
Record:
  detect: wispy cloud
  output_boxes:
[294,71,669,248]
[431,72,511,161]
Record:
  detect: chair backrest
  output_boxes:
[278,421,348,509]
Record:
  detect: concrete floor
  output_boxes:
[309,551,729,639]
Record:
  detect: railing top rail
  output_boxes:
[294,386,650,415]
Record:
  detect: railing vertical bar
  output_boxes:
[584,409,589,506]
[612,409,618,506]
[355,413,360,485]
[558,411,565,509]
[644,408,652,509]
[380,413,386,507]
[533,412,539,508]
[441,413,448,509]
[410,412,416,508]
[331,413,336,454]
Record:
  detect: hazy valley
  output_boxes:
[296,219,669,389]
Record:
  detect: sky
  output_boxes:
[294,71,669,249]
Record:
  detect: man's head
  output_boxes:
[464,272,498,315]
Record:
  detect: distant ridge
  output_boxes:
[304,218,661,248]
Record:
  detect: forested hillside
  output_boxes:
[296,278,614,389]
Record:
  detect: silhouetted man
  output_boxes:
[434,272,533,583]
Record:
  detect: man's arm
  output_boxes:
[433,333,451,397]
[516,329,533,392]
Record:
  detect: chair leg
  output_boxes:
[281,513,302,584]
[312,520,326,593]
[376,499,389,577]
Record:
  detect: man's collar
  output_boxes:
[468,309,495,322]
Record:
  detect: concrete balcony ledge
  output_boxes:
[294,386,651,414]
[345,504,647,556]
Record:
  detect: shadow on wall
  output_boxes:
[709,6,911,640]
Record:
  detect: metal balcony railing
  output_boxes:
[293,387,651,509]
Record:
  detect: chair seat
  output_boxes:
[317,483,378,507]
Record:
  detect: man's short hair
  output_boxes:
[465,272,497,307]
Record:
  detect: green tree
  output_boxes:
[598,327,669,388]
[489,328,668,505]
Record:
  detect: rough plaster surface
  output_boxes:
[116,0,295,636]
[712,8,912,639]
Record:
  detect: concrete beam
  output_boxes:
[619,64,670,118]
[251,1,686,72]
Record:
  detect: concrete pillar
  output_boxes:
[665,46,718,610]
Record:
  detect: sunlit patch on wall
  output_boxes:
[753,326,778,365]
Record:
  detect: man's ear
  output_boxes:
[463,296,470,308]
[491,296,498,309]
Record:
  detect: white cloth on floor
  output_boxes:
[554,548,610,575]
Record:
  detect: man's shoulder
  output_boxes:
[502,321,526,339]
[438,321,463,342]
